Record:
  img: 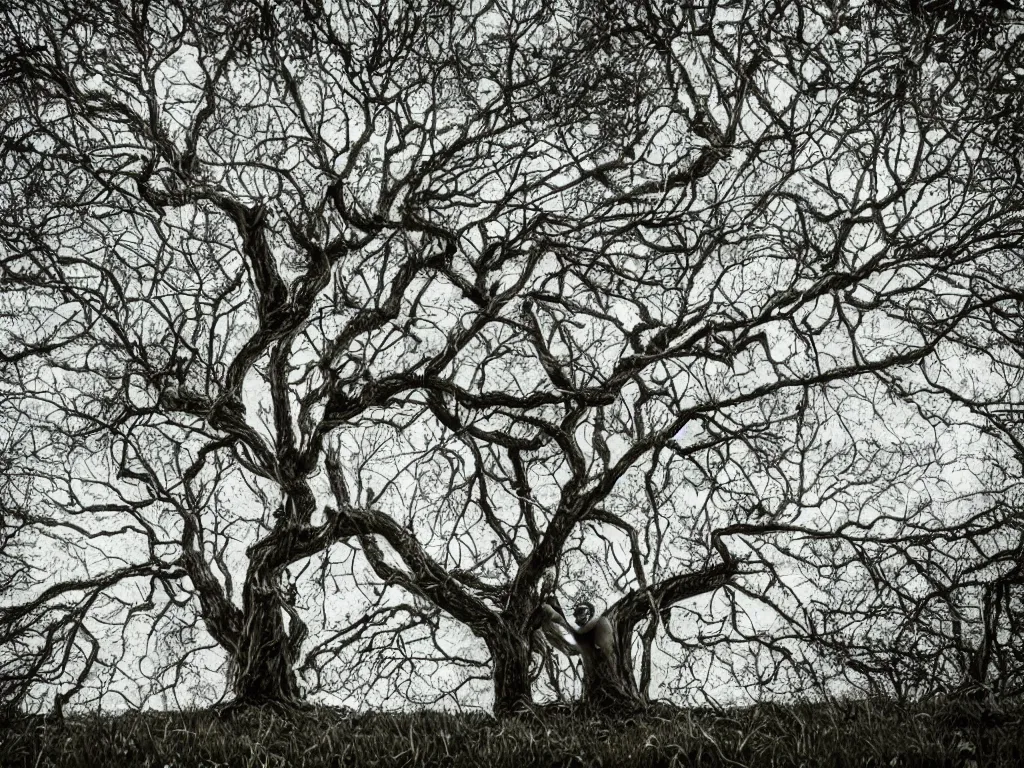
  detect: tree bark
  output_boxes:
[486,632,534,716]
[232,556,303,706]
[579,618,645,712]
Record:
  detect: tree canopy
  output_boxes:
[1,0,1023,715]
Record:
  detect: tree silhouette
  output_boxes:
[1,0,1022,715]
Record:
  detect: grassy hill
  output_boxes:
[1,697,1021,767]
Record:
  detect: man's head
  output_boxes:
[573,601,595,627]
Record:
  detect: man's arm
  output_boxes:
[538,603,581,655]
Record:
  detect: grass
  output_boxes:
[1,697,1021,767]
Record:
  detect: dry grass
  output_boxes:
[1,696,1021,767]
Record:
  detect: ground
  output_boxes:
[1,697,1021,767]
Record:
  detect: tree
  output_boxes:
[305,0,1024,714]
[0,419,36,720]
[1,0,1022,716]
[827,0,1024,701]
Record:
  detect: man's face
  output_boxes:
[573,605,591,627]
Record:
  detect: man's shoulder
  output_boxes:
[580,615,613,634]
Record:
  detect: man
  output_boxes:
[538,599,616,675]
[571,602,615,665]
[535,596,641,709]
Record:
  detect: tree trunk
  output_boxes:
[232,560,303,706]
[592,549,737,712]
[486,632,534,716]
[578,620,645,712]
[580,663,643,711]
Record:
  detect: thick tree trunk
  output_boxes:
[592,547,737,712]
[486,633,534,716]
[232,560,303,706]
[578,620,645,712]
[580,664,643,711]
